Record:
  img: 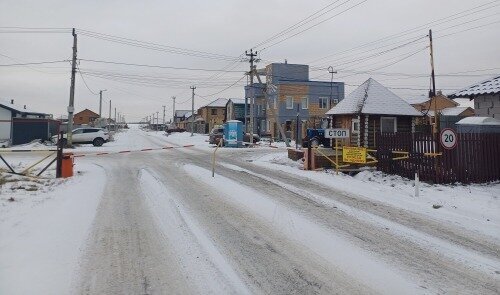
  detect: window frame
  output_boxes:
[318,97,329,109]
[301,96,309,109]
[351,119,360,133]
[380,116,397,133]
[285,96,293,109]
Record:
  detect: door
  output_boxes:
[71,129,84,142]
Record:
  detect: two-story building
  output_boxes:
[245,62,344,140]
[449,75,500,119]
[73,108,99,125]
[197,98,228,133]
[173,110,191,128]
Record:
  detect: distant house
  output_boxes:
[225,98,247,122]
[197,98,228,133]
[326,78,421,148]
[0,99,56,146]
[449,75,500,119]
[173,110,191,128]
[74,109,99,125]
[404,92,459,123]
[248,62,344,140]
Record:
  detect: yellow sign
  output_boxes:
[343,147,367,163]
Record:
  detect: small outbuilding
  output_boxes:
[326,78,421,148]
[456,116,500,133]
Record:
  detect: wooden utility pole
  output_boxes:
[108,100,111,121]
[172,96,176,127]
[190,86,196,136]
[254,69,290,147]
[67,28,77,146]
[429,29,438,136]
[246,49,257,142]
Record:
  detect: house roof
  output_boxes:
[205,98,228,108]
[326,78,421,116]
[174,110,191,117]
[403,95,430,105]
[440,106,473,116]
[75,108,99,116]
[228,98,246,105]
[0,98,49,116]
[449,75,500,98]
[456,116,500,125]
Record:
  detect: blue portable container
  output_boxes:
[224,120,243,147]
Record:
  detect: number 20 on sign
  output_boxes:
[440,128,458,149]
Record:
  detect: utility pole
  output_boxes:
[156,111,160,131]
[162,105,166,126]
[114,107,117,131]
[429,29,438,136]
[246,49,257,142]
[98,89,106,118]
[328,66,337,109]
[108,100,111,121]
[67,28,77,146]
[172,96,176,127]
[190,86,196,136]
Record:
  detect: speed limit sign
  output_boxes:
[440,128,458,149]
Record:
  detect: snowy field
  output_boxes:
[0,125,499,294]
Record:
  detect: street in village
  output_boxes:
[1,126,499,294]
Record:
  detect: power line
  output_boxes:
[78,58,245,73]
[251,0,346,49]
[77,29,240,61]
[259,0,369,52]
[308,0,500,65]
[0,60,69,66]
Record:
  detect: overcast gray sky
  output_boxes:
[1,0,498,121]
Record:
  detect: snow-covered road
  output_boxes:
[1,127,499,294]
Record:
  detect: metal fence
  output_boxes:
[376,132,500,184]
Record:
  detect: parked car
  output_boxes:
[52,128,109,147]
[209,126,224,144]
[302,128,331,148]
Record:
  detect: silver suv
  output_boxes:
[52,128,109,147]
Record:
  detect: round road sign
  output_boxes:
[440,128,458,149]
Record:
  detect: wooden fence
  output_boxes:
[376,132,500,184]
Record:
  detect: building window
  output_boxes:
[267,120,271,132]
[319,97,329,109]
[301,97,308,109]
[380,117,397,133]
[286,96,293,109]
[211,109,217,115]
[352,119,360,133]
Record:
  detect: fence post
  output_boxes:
[56,131,63,178]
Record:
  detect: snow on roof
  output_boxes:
[228,98,246,105]
[403,95,430,105]
[326,78,421,116]
[456,116,500,125]
[0,98,48,115]
[174,110,191,117]
[440,107,472,116]
[449,75,500,98]
[205,98,229,108]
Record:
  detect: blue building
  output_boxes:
[244,62,344,140]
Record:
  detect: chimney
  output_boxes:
[284,59,288,64]
[11,99,14,104]
[24,105,26,109]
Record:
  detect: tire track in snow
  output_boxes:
[139,168,251,294]
[183,164,426,294]
[219,162,500,276]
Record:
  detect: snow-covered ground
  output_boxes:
[1,126,498,294]
[250,152,500,240]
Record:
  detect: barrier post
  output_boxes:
[56,131,63,178]
[335,138,339,175]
